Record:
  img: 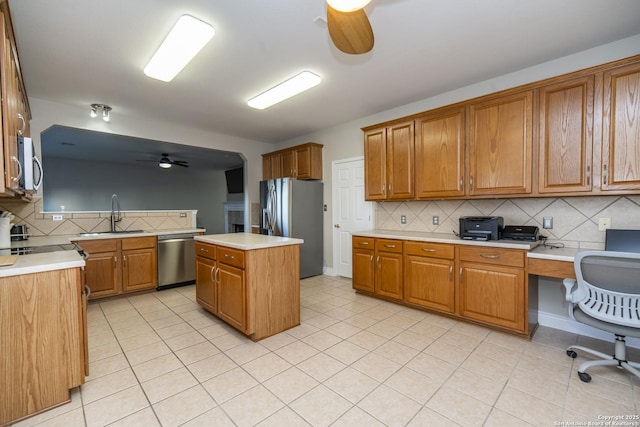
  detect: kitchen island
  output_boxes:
[194,233,303,341]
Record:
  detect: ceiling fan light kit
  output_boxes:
[326,0,371,12]
[247,71,322,110]
[137,153,189,169]
[144,14,215,82]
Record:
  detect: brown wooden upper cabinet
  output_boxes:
[538,76,594,194]
[468,91,533,196]
[415,107,465,198]
[0,3,32,198]
[364,120,415,200]
[602,62,640,191]
[262,142,323,180]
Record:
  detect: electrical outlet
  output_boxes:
[543,216,553,229]
[433,216,439,225]
[400,215,406,224]
[598,217,611,231]
[180,212,187,218]
[52,215,64,221]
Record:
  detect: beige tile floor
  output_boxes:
[12,275,640,427]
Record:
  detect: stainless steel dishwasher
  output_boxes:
[157,232,198,290]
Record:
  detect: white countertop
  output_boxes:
[195,233,303,250]
[5,228,205,249]
[528,245,582,262]
[353,229,540,250]
[0,250,85,278]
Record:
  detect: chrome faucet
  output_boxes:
[110,194,122,232]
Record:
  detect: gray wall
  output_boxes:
[42,157,229,233]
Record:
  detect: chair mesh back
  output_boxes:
[577,253,640,328]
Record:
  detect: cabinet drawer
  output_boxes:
[122,236,156,250]
[458,246,525,268]
[217,246,245,269]
[375,239,403,253]
[74,239,118,253]
[196,242,216,260]
[404,241,454,259]
[353,236,374,249]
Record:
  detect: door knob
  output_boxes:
[334,224,340,228]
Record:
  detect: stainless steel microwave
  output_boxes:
[17,136,43,191]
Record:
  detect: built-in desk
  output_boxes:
[527,246,580,279]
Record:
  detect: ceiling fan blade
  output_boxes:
[327,5,374,55]
[172,161,189,167]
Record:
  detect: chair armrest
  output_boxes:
[563,278,582,303]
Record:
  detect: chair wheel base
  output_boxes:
[567,350,577,358]
[578,372,592,382]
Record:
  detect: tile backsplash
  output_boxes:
[0,198,197,236]
[375,195,640,249]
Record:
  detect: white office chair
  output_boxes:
[563,250,640,383]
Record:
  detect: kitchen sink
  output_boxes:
[78,230,146,237]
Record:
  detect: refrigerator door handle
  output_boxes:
[267,184,277,234]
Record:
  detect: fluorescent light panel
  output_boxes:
[144,15,215,82]
[248,71,321,110]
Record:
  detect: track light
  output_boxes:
[90,104,112,122]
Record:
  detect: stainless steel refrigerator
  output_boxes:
[260,178,323,278]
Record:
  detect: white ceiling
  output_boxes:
[9,0,640,146]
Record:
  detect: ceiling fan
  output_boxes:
[326,0,374,55]
[137,153,189,168]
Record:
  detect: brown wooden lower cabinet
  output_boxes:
[73,236,157,299]
[404,241,456,314]
[0,267,86,426]
[374,239,404,300]
[353,236,536,337]
[195,241,300,341]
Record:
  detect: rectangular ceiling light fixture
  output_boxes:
[247,71,322,110]
[144,15,215,82]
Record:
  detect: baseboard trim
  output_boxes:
[538,311,640,349]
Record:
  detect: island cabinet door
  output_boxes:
[217,263,247,333]
[196,257,217,314]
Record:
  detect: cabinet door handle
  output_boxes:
[123,255,126,267]
[459,267,463,283]
[17,113,25,136]
[200,248,209,253]
[449,265,453,281]
[359,241,369,245]
[376,256,380,268]
[480,254,500,259]
[113,256,117,268]
[10,156,22,183]
[382,184,386,195]
[370,255,373,266]
[586,165,591,186]
[210,266,215,283]
[421,248,436,252]
[384,244,396,248]
[224,254,235,259]
[216,267,220,283]
[469,176,474,190]
[459,178,463,190]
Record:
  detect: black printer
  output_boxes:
[459,216,504,241]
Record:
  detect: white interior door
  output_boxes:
[332,157,373,278]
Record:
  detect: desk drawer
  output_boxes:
[405,241,454,259]
[459,246,525,268]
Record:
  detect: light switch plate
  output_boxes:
[543,216,553,229]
